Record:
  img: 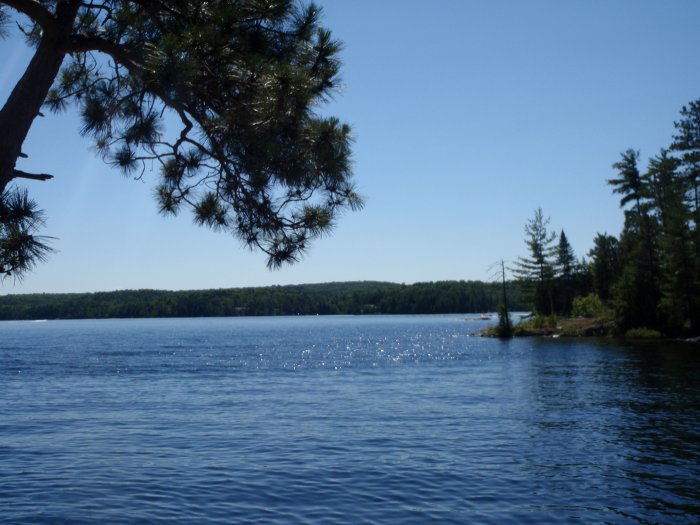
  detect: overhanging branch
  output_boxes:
[12,169,54,181]
[68,34,142,71]
[2,0,56,32]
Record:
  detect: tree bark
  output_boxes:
[0,1,81,192]
[0,38,66,192]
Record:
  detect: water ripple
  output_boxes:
[1,316,699,523]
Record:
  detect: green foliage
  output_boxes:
[624,327,664,340]
[0,0,362,272]
[669,100,700,332]
[554,230,580,314]
[611,232,660,330]
[513,208,556,282]
[507,314,561,337]
[513,211,592,316]
[531,314,558,330]
[0,280,530,320]
[671,100,700,206]
[605,148,662,330]
[645,150,695,333]
[588,233,619,302]
[512,207,557,315]
[609,149,644,210]
[0,188,53,279]
[571,293,605,318]
[589,98,700,336]
[555,230,576,280]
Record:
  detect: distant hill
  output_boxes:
[0,280,527,320]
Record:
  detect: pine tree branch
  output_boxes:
[67,34,142,71]
[2,0,55,32]
[12,169,53,181]
[130,0,183,20]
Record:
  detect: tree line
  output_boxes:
[513,98,700,336]
[0,280,529,321]
[512,208,591,318]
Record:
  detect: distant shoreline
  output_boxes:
[0,280,529,321]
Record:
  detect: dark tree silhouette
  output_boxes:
[513,207,556,315]
[0,0,362,277]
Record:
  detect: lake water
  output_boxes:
[1,315,699,524]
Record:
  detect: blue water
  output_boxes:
[1,315,699,524]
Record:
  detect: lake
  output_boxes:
[1,315,699,524]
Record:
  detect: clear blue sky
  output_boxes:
[2,0,700,293]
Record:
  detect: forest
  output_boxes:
[0,280,528,321]
[512,98,700,337]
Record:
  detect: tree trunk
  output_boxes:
[0,34,67,193]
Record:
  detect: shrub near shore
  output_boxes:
[484,313,679,341]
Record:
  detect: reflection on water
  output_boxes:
[521,338,700,521]
[0,316,699,524]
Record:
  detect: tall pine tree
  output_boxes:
[608,150,660,329]
[670,99,700,331]
[513,208,557,315]
[555,230,576,314]
[646,150,696,332]
[587,233,619,302]
[0,1,362,277]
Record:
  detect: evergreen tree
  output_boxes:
[513,207,556,315]
[572,256,593,302]
[670,99,700,331]
[555,230,576,280]
[670,99,700,231]
[586,98,700,334]
[587,233,619,302]
[609,149,645,213]
[646,150,696,332]
[554,230,576,314]
[608,149,660,329]
[0,1,362,277]
[645,150,682,229]
[0,188,52,277]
